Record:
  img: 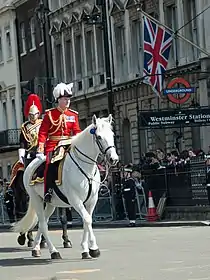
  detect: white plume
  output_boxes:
[53,82,73,100]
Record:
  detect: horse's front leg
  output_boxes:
[85,200,100,259]
[72,199,100,259]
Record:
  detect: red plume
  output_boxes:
[24,94,42,118]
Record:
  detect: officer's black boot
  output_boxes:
[44,188,53,203]
[44,163,54,203]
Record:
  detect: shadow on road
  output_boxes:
[0,257,52,267]
[0,247,31,253]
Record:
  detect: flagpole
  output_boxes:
[137,7,210,57]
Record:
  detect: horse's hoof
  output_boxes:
[40,241,47,249]
[63,241,72,249]
[82,252,92,259]
[32,249,41,257]
[89,248,100,258]
[51,252,62,259]
[17,235,26,246]
[27,240,34,248]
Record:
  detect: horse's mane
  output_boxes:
[71,117,113,147]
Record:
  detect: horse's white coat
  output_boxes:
[13,115,119,258]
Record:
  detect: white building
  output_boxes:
[48,0,210,164]
[0,0,22,180]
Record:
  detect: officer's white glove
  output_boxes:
[36,153,45,161]
[18,148,25,164]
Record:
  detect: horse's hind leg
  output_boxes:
[59,208,72,248]
[32,203,56,258]
[30,190,61,259]
[27,230,34,247]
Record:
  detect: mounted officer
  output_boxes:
[19,94,43,167]
[9,93,43,247]
[36,82,82,203]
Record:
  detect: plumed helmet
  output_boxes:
[24,94,42,118]
[53,82,73,101]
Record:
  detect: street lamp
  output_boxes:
[35,0,53,109]
[83,0,114,117]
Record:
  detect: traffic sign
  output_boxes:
[165,77,194,104]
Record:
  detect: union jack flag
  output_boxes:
[143,16,173,97]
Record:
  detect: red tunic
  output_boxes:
[37,107,81,153]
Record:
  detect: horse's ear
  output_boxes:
[108,114,112,124]
[92,114,97,126]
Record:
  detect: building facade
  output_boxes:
[0,0,23,180]
[49,0,210,164]
[15,0,54,111]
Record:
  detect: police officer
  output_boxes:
[122,166,140,226]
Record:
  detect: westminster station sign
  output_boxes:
[139,108,210,129]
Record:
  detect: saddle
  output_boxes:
[29,142,71,187]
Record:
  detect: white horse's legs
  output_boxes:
[85,198,99,251]
[29,189,61,259]
[32,203,55,257]
[72,197,100,259]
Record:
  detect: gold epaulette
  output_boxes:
[69,109,78,115]
[21,121,30,130]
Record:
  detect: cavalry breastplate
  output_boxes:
[22,120,42,151]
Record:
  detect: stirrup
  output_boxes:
[44,193,52,203]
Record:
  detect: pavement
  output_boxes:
[0,219,210,232]
[1,226,210,280]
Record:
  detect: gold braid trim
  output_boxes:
[48,111,65,136]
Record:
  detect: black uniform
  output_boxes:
[123,177,136,222]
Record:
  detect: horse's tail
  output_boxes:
[12,157,46,234]
[12,198,38,234]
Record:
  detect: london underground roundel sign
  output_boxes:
[164,77,194,105]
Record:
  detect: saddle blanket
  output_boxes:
[9,161,24,188]
[29,159,65,187]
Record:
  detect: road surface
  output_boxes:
[0,226,210,280]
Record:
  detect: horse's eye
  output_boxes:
[97,135,102,140]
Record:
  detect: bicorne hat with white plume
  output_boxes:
[53,82,74,101]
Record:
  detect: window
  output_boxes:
[96,27,104,71]
[11,99,17,129]
[85,31,95,74]
[0,166,2,179]
[75,35,82,77]
[165,5,178,64]
[2,102,8,130]
[5,29,12,59]
[130,20,142,75]
[183,0,198,61]
[65,39,74,82]
[0,31,3,62]
[40,26,44,45]
[55,43,64,81]
[50,0,60,11]
[115,26,127,81]
[20,22,26,54]
[29,17,36,50]
[7,164,11,180]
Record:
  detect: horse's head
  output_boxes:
[91,114,119,166]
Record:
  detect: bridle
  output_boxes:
[68,129,116,185]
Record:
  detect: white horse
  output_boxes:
[12,114,119,259]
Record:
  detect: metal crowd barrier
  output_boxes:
[0,193,10,224]
[93,184,113,222]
